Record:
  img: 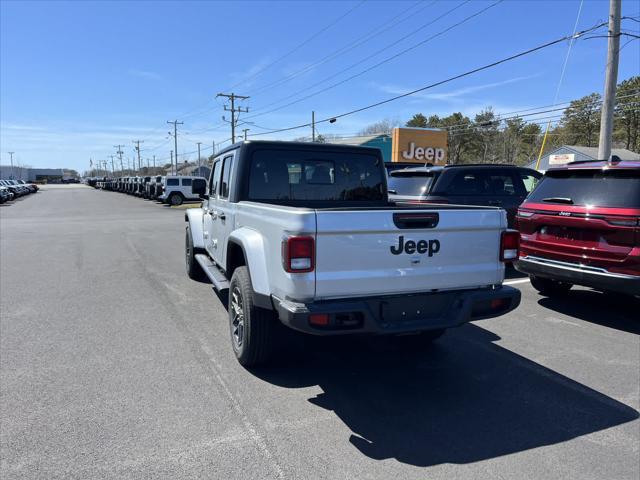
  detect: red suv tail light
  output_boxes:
[500,230,520,262]
[282,236,315,273]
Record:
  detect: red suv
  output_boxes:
[515,160,640,297]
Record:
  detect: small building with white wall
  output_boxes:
[526,145,640,171]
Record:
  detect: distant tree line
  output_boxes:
[357,76,639,165]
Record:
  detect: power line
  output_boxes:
[227,0,368,90]
[246,0,434,97]
[446,101,639,135]
[245,21,609,138]
[245,0,484,119]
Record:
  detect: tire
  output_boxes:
[228,266,276,366]
[530,275,572,296]
[169,193,183,206]
[185,225,206,281]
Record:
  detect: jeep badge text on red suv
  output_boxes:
[515,160,640,297]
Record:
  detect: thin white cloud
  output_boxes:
[228,56,273,88]
[370,74,541,103]
[1,123,48,132]
[128,69,162,81]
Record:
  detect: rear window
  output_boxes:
[248,149,384,203]
[387,172,436,196]
[527,169,640,208]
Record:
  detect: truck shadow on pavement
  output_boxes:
[538,290,640,335]
[253,325,639,467]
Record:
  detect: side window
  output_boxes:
[447,171,489,195]
[486,172,517,196]
[220,155,234,200]
[520,172,541,193]
[181,178,192,187]
[210,161,221,196]
[167,178,179,186]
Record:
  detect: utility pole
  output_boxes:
[216,92,249,143]
[242,129,249,141]
[312,111,316,142]
[133,140,144,172]
[153,155,156,169]
[196,142,202,173]
[8,152,14,179]
[167,120,183,175]
[170,150,174,175]
[110,155,115,176]
[114,145,124,175]
[598,0,621,161]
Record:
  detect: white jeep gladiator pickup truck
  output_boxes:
[185,141,521,366]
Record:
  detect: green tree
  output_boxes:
[614,76,639,152]
[405,113,428,128]
[473,108,500,162]
[560,93,601,147]
[426,112,475,164]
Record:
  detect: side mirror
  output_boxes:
[199,193,209,200]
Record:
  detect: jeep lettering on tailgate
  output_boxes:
[390,235,440,256]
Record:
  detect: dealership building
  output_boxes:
[328,127,448,164]
[0,166,66,182]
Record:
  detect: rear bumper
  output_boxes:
[515,256,640,296]
[272,286,521,336]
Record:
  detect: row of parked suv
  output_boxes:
[0,179,39,203]
[386,160,639,297]
[89,175,207,205]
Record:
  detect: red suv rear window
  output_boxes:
[527,169,640,209]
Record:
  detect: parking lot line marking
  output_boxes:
[504,278,531,286]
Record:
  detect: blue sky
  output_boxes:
[1,0,639,173]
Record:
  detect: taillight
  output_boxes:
[517,209,535,218]
[282,236,315,273]
[605,217,639,227]
[500,230,520,262]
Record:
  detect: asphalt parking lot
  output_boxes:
[1,185,639,480]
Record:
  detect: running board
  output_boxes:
[195,254,230,290]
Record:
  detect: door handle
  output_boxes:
[218,212,226,220]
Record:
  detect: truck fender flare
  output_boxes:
[185,209,205,250]
[227,228,270,298]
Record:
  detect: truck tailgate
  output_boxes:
[314,208,505,299]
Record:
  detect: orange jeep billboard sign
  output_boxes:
[391,127,448,164]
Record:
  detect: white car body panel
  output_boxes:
[314,208,505,299]
[160,176,207,202]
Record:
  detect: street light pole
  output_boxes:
[8,152,15,179]
[196,142,202,174]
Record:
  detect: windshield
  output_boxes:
[387,172,436,196]
[527,169,640,208]
[248,148,385,204]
